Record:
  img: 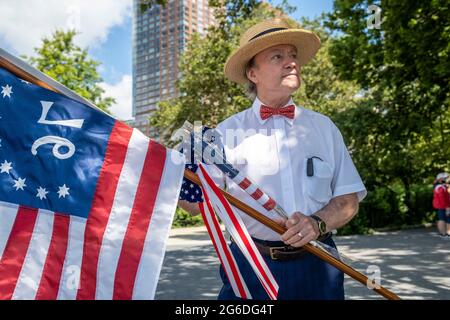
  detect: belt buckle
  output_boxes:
[269,246,286,260]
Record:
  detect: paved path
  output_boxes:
[155,226,450,300]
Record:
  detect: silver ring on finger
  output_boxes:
[298,231,304,239]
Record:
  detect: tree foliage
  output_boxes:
[294,15,362,117]
[139,0,167,13]
[26,30,114,113]
[327,0,450,178]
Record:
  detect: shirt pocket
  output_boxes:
[303,157,333,205]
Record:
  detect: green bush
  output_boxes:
[172,206,204,228]
[338,183,435,235]
[337,208,370,235]
[409,184,434,224]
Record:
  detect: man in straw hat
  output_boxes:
[179,19,367,299]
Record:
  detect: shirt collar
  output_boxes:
[252,96,298,126]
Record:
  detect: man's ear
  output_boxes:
[246,68,258,84]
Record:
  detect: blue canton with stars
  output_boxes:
[179,164,204,203]
[0,67,115,218]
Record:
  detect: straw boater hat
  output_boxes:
[224,19,321,84]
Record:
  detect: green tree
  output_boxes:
[326,0,450,219]
[294,15,362,117]
[139,0,167,13]
[26,30,115,112]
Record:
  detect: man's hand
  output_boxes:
[277,193,359,247]
[279,212,320,248]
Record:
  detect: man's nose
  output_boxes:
[285,58,297,69]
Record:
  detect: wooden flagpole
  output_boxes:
[184,169,401,300]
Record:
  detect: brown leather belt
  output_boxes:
[254,242,307,261]
[232,233,331,261]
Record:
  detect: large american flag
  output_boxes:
[0,66,185,299]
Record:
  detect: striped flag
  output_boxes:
[199,198,252,299]
[197,164,279,300]
[0,66,185,299]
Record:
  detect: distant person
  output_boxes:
[432,172,450,238]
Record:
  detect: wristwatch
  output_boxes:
[310,214,327,237]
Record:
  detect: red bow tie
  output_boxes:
[260,104,295,120]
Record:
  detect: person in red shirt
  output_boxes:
[432,172,450,238]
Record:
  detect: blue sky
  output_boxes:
[91,21,134,84]
[277,0,333,21]
[0,0,333,120]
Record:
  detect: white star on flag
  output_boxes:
[36,186,49,200]
[0,160,13,174]
[1,84,13,98]
[57,184,70,198]
[13,177,27,191]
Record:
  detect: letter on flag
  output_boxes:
[0,65,185,299]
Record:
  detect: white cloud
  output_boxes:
[0,0,132,56]
[100,75,133,121]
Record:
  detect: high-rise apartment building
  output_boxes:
[132,0,215,137]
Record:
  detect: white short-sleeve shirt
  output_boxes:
[208,97,367,241]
